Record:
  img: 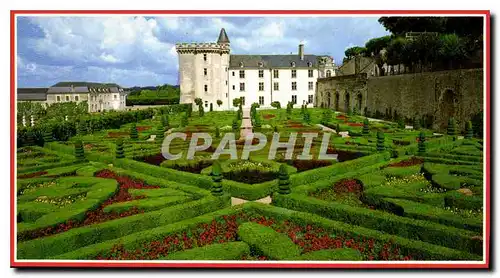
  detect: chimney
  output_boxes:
[298,43,304,61]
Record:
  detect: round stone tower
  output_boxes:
[176,28,230,111]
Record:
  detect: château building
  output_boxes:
[17,82,129,112]
[176,28,336,110]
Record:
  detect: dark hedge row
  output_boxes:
[17,104,190,147]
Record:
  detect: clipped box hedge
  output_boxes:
[237,222,302,260]
[17,195,230,259]
[103,195,192,214]
[163,242,250,260]
[272,193,482,255]
[383,198,482,232]
[294,248,363,261]
[52,205,241,260]
[247,203,481,261]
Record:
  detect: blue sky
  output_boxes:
[16,16,390,88]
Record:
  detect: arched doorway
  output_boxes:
[335,91,340,111]
[439,89,458,129]
[356,93,363,111]
[344,92,350,112]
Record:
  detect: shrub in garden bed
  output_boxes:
[161,158,213,174]
[17,195,229,259]
[310,179,365,207]
[17,170,166,241]
[284,159,333,172]
[387,157,424,167]
[91,212,414,261]
[326,148,366,162]
[164,242,251,260]
[273,193,482,255]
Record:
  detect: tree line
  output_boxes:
[344,17,483,75]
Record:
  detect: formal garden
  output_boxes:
[15,99,484,262]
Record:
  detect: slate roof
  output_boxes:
[51,82,121,88]
[229,54,319,69]
[17,88,48,101]
[217,28,230,44]
[47,82,125,94]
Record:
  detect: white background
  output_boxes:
[1,0,497,277]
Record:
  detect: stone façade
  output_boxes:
[316,68,484,132]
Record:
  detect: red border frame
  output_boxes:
[10,10,491,269]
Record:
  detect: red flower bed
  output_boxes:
[136,153,166,166]
[289,160,333,172]
[387,157,424,167]
[347,122,363,127]
[17,171,159,242]
[334,179,364,195]
[17,171,48,179]
[96,213,412,261]
[263,114,275,119]
[107,132,129,138]
[136,126,151,132]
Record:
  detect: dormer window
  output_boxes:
[239,62,244,67]
[291,62,296,67]
[258,62,264,67]
[308,62,312,67]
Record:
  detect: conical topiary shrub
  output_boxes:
[116,139,125,158]
[215,126,220,138]
[74,140,85,161]
[376,132,385,152]
[362,118,369,136]
[232,119,239,133]
[465,121,473,139]
[181,113,189,127]
[43,128,53,145]
[336,123,341,133]
[447,118,456,136]
[130,123,138,140]
[278,164,290,195]
[210,103,213,112]
[187,104,192,117]
[24,131,35,146]
[161,114,169,128]
[418,132,426,154]
[156,125,165,142]
[211,160,224,196]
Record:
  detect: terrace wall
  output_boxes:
[316,68,484,131]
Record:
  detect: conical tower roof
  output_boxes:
[217,28,230,44]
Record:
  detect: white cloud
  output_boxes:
[17,16,389,87]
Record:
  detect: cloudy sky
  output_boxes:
[16,16,390,88]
